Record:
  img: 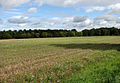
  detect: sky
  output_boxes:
[0,0,120,31]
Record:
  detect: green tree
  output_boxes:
[41,32,48,38]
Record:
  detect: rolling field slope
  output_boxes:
[0,36,120,83]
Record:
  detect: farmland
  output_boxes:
[0,36,120,83]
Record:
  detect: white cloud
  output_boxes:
[1,0,120,8]
[73,16,87,22]
[1,14,120,31]
[30,16,93,30]
[86,3,120,14]
[1,0,120,13]
[7,7,38,25]
[93,14,120,28]
[28,8,37,13]
[0,0,30,8]
[95,15,118,21]
[6,14,120,31]
[20,8,38,19]
[1,0,120,30]
[11,15,29,19]
[4,11,21,14]
[108,3,120,10]
[85,19,92,25]
[6,9,19,11]
[8,18,31,24]
[86,7,105,13]
[18,23,27,27]
[34,0,120,7]
[107,3,120,14]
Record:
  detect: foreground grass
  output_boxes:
[0,36,120,83]
[66,52,120,83]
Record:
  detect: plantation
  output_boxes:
[0,36,120,83]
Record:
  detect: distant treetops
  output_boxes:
[0,27,120,39]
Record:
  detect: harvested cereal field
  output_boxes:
[0,36,120,83]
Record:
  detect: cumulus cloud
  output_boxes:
[2,14,120,31]
[31,17,73,28]
[29,16,93,30]
[7,14,120,30]
[4,3,120,31]
[109,3,120,10]
[73,16,87,22]
[93,14,120,28]
[95,15,118,22]
[107,3,120,14]
[1,0,120,30]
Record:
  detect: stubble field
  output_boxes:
[0,36,120,83]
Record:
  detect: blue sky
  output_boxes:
[0,0,120,31]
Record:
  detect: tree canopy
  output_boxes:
[0,27,120,39]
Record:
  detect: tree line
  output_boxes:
[0,29,82,39]
[82,27,120,36]
[0,27,120,39]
